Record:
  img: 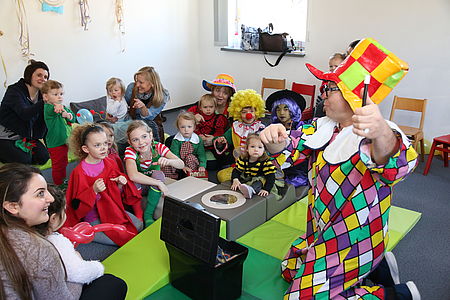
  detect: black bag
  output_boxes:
[259,23,293,67]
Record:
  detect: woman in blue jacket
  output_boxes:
[0,60,62,164]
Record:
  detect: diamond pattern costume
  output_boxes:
[272,117,418,299]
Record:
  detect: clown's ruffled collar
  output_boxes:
[302,116,406,164]
[174,132,200,144]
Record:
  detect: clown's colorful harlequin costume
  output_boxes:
[274,117,418,299]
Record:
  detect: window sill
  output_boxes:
[220,46,306,57]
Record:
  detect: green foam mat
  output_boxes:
[103,219,170,300]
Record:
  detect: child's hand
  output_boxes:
[198,166,206,172]
[258,189,269,197]
[195,113,205,123]
[158,182,169,196]
[231,179,240,191]
[111,175,127,185]
[216,136,226,144]
[157,157,171,167]
[183,167,192,174]
[93,178,106,193]
[203,134,214,147]
[53,103,64,114]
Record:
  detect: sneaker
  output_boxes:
[385,251,400,285]
[406,281,421,300]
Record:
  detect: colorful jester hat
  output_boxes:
[306,38,409,111]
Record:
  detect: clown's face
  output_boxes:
[322,81,353,125]
[241,107,255,124]
[276,104,291,126]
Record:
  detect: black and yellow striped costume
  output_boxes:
[231,157,277,192]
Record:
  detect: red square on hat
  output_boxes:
[351,77,382,98]
[357,44,387,73]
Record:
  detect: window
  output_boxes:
[214,0,308,50]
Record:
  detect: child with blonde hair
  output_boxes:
[125,120,184,227]
[42,80,76,186]
[231,134,279,199]
[66,123,142,246]
[170,111,206,177]
[105,77,128,123]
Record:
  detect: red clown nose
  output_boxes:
[245,113,253,120]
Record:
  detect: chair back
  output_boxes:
[291,82,316,121]
[261,77,286,99]
[389,96,427,131]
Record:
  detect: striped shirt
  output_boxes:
[232,157,277,191]
[124,143,169,171]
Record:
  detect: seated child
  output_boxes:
[214,89,266,182]
[193,94,228,148]
[105,77,128,123]
[266,90,308,187]
[66,123,142,246]
[42,80,76,186]
[231,134,280,199]
[124,120,184,227]
[97,120,124,172]
[36,185,104,284]
[170,111,206,177]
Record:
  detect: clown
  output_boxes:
[260,38,420,299]
[266,90,308,187]
[214,89,266,182]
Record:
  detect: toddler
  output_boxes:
[97,120,123,171]
[125,120,184,227]
[231,134,279,199]
[194,94,228,148]
[66,123,142,246]
[106,77,128,123]
[36,185,104,284]
[170,111,206,177]
[42,80,76,186]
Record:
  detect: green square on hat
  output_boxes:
[384,70,406,89]
[338,62,369,91]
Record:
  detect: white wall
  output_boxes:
[1,0,448,141]
[0,0,201,109]
[198,0,450,142]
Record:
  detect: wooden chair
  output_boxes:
[423,134,450,175]
[389,96,427,161]
[291,82,316,121]
[261,77,286,99]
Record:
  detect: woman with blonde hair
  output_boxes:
[125,66,169,142]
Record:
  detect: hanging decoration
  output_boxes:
[39,0,65,14]
[115,0,125,52]
[16,0,33,59]
[79,0,91,30]
[0,30,8,88]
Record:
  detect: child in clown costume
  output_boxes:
[260,38,420,299]
[266,89,308,187]
[214,89,266,183]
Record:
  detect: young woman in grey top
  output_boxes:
[0,163,127,299]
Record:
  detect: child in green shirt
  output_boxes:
[42,80,76,186]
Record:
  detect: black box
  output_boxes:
[161,197,248,300]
